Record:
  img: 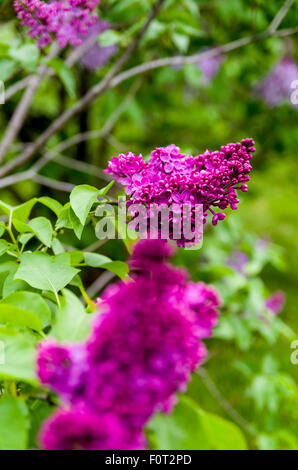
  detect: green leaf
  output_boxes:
[0,262,18,297]
[12,198,37,226]
[182,63,201,87]
[201,407,248,450]
[18,233,34,247]
[98,180,115,198]
[78,252,128,279]
[0,42,9,56]
[0,59,17,81]
[0,304,42,331]
[98,30,121,46]
[9,44,39,72]
[227,315,252,351]
[38,196,63,217]
[246,278,265,315]
[149,396,247,450]
[175,21,202,37]
[0,239,9,257]
[69,273,83,288]
[56,203,72,230]
[28,217,53,248]
[2,265,30,298]
[70,185,99,225]
[171,32,190,53]
[149,395,210,450]
[0,397,29,450]
[109,0,150,18]
[0,329,37,383]
[14,253,79,296]
[1,291,51,329]
[144,20,167,42]
[0,198,37,233]
[51,237,65,254]
[0,221,5,237]
[101,261,129,280]
[0,199,11,216]
[183,0,200,18]
[83,252,111,267]
[69,250,84,266]
[69,207,84,240]
[47,57,76,98]
[51,289,91,342]
[28,400,53,449]
[12,220,34,234]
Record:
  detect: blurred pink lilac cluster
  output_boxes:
[79,20,118,71]
[197,53,223,84]
[256,57,298,108]
[37,239,220,450]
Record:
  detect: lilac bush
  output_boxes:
[1,0,296,453]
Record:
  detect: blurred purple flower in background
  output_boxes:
[37,341,87,403]
[265,291,286,315]
[197,53,223,84]
[79,20,118,71]
[40,406,140,450]
[226,250,249,275]
[256,238,269,252]
[256,57,298,108]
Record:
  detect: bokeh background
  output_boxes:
[0,0,297,449]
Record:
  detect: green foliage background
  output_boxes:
[0,0,297,450]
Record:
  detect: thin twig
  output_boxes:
[53,154,111,181]
[53,78,141,153]
[86,270,116,298]
[0,80,140,189]
[5,77,31,101]
[0,44,60,163]
[65,34,101,68]
[0,0,165,177]
[0,169,33,189]
[104,134,129,152]
[85,238,109,252]
[197,367,255,436]
[1,23,297,178]
[33,174,74,192]
[109,27,298,88]
[268,0,294,33]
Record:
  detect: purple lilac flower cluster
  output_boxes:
[37,239,220,450]
[79,20,118,71]
[14,0,100,48]
[105,139,255,246]
[256,57,298,108]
